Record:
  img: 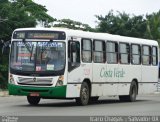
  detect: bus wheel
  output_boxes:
[27,96,41,105]
[119,81,137,102]
[128,81,137,102]
[76,82,90,106]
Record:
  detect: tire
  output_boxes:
[76,82,90,106]
[27,96,41,105]
[129,81,138,102]
[119,81,137,102]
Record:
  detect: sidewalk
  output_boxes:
[0,90,9,97]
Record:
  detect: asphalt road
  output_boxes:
[0,94,160,116]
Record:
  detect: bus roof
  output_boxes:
[13,27,158,46]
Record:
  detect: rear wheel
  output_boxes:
[27,96,41,105]
[119,81,137,102]
[76,82,90,105]
[129,81,138,102]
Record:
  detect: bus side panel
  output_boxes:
[138,83,157,94]
[102,84,118,96]
[66,63,92,98]
[91,84,102,96]
[118,65,141,95]
[92,64,119,96]
[102,64,118,96]
[92,64,105,96]
[66,84,81,98]
[139,66,158,94]
[66,67,83,98]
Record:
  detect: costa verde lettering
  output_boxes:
[100,67,125,78]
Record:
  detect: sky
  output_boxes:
[33,0,160,27]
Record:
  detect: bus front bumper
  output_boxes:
[8,84,66,98]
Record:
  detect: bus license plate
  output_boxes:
[30,93,40,97]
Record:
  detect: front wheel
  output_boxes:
[27,96,41,105]
[76,82,90,106]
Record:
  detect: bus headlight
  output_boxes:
[9,74,15,84]
[56,75,64,86]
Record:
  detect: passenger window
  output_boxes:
[93,40,105,63]
[131,44,141,65]
[142,45,151,65]
[82,39,92,63]
[119,43,130,64]
[152,46,158,66]
[106,41,118,64]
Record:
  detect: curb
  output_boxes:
[0,91,9,97]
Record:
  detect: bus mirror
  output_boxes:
[2,40,10,55]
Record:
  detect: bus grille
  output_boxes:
[17,77,53,86]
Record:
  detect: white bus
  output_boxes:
[9,28,159,105]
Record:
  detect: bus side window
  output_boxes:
[106,41,118,64]
[142,45,151,65]
[152,46,158,66]
[93,40,105,63]
[119,43,130,64]
[131,44,141,65]
[68,41,80,71]
[81,39,92,63]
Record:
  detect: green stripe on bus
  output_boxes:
[8,84,66,98]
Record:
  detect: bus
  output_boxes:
[8,28,159,105]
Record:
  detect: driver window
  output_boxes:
[69,41,80,63]
[68,41,80,71]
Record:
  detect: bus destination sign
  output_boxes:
[13,30,66,40]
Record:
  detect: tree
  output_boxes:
[0,0,56,41]
[53,18,94,32]
[145,11,160,44]
[96,10,146,38]
[96,10,160,43]
[126,15,146,38]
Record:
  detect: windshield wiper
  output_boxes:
[22,39,32,53]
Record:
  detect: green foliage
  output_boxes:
[0,48,9,89]
[0,63,8,89]
[96,10,160,43]
[96,10,146,38]
[53,19,95,32]
[0,0,55,41]
[145,11,160,44]
[0,64,8,72]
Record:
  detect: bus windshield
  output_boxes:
[10,41,65,75]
